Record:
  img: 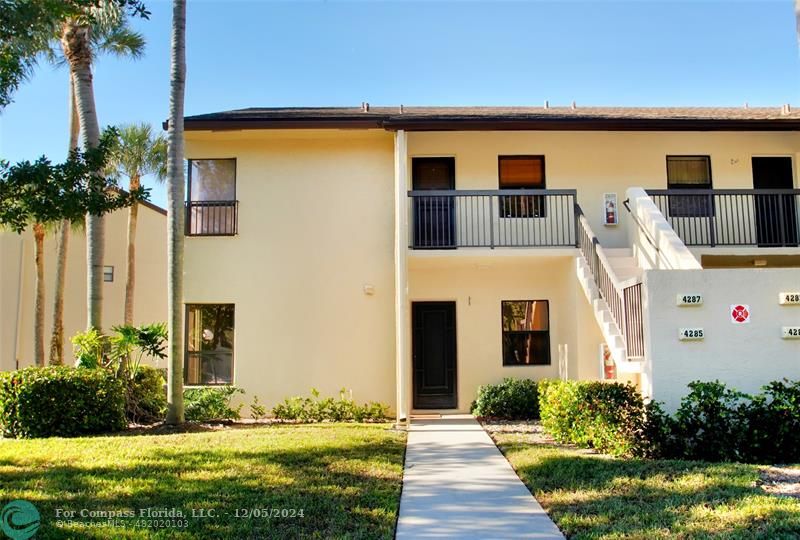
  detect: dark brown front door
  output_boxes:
[411,157,456,248]
[412,302,457,409]
[752,157,798,246]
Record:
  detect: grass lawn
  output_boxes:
[0,423,405,539]
[493,432,800,540]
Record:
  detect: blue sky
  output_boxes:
[1,0,799,208]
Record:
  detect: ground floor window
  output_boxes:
[185,304,235,385]
[501,300,550,365]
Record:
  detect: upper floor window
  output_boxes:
[186,159,238,236]
[499,156,546,218]
[185,303,235,385]
[666,155,713,217]
[502,300,550,366]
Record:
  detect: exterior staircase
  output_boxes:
[575,216,645,374]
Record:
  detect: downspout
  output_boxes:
[13,237,24,369]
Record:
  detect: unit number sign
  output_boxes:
[779,292,800,305]
[677,294,703,306]
[679,328,705,340]
[783,327,800,339]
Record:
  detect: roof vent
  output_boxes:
[543,100,549,109]
[571,101,577,110]
[361,102,370,112]
[782,103,792,115]
[399,104,404,113]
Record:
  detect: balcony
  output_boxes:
[185,200,239,236]
[646,189,800,247]
[408,189,578,249]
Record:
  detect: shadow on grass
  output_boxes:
[0,426,405,540]
[496,440,800,540]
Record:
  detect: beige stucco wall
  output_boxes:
[179,127,800,414]
[406,130,800,248]
[184,130,397,409]
[2,205,168,369]
[643,268,800,412]
[408,254,604,412]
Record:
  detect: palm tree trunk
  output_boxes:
[124,175,140,326]
[49,74,79,365]
[33,223,46,367]
[62,22,104,331]
[166,0,186,425]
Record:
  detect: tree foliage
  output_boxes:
[0,0,149,108]
[0,127,148,233]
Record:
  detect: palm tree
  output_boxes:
[60,4,130,333]
[106,123,167,327]
[49,19,145,364]
[166,0,186,425]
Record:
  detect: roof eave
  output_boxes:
[381,117,800,131]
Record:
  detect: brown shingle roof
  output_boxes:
[183,106,800,131]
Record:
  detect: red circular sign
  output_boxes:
[731,305,749,323]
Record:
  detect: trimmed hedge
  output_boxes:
[538,378,800,463]
[471,378,539,420]
[644,380,800,463]
[538,379,645,457]
[0,366,126,438]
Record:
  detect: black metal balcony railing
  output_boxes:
[646,189,800,247]
[185,200,239,236]
[408,189,578,249]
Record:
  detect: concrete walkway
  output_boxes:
[396,415,564,539]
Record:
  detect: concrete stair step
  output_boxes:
[603,248,633,257]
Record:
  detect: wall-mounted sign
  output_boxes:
[677,294,703,306]
[779,292,800,305]
[782,327,800,339]
[600,343,616,380]
[679,328,705,341]
[603,193,618,226]
[730,304,751,324]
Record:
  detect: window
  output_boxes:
[499,156,546,218]
[186,159,237,235]
[502,300,550,365]
[666,156,713,217]
[185,304,235,385]
[103,266,114,282]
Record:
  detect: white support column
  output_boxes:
[394,130,410,426]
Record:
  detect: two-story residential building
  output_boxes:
[183,106,800,417]
[0,202,168,370]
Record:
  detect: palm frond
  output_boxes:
[93,25,145,60]
[106,123,167,184]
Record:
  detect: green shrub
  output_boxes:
[471,378,540,420]
[249,395,267,421]
[539,379,645,457]
[741,379,800,463]
[0,366,126,438]
[184,386,244,422]
[645,379,800,464]
[272,388,389,423]
[127,366,166,424]
[671,380,750,462]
